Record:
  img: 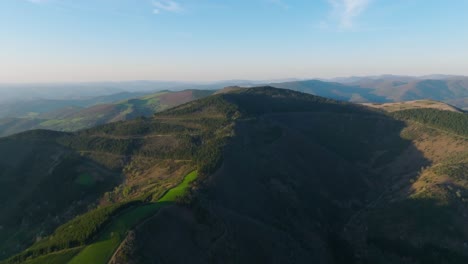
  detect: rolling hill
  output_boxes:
[269,79,389,103]
[361,100,463,113]
[266,77,468,110]
[342,77,468,110]
[0,91,151,119]
[0,90,214,137]
[0,87,467,264]
[2,76,468,138]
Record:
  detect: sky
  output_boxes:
[0,0,467,83]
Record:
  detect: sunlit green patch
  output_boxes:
[158,170,198,202]
[75,173,95,186]
[68,171,197,264]
[23,247,83,264]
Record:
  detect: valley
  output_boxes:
[0,90,214,137]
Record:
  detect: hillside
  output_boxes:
[269,79,389,103]
[3,77,468,138]
[0,87,467,264]
[265,77,468,110]
[0,92,231,261]
[0,91,151,119]
[362,100,463,113]
[345,77,468,110]
[350,109,468,263]
[0,90,214,137]
[113,89,468,264]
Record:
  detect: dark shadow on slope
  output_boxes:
[5,87,464,264]
[365,194,468,264]
[0,130,122,260]
[367,237,468,264]
[117,88,439,264]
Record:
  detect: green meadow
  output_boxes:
[68,170,197,264]
[23,248,82,264]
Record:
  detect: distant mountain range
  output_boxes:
[338,76,468,107]
[0,91,151,118]
[269,76,468,109]
[0,75,466,137]
[0,80,262,103]
[0,90,214,137]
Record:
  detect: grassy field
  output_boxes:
[22,248,82,264]
[68,170,198,264]
[68,203,162,264]
[158,170,198,202]
[3,171,198,264]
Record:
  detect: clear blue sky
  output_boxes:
[1,0,467,82]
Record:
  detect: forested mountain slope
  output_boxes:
[0,87,467,264]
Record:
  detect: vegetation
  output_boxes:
[0,87,397,263]
[21,248,82,264]
[158,171,198,202]
[0,137,120,260]
[68,171,197,264]
[67,204,162,264]
[368,237,468,264]
[3,203,134,263]
[2,87,468,264]
[432,152,468,181]
[0,89,215,137]
[75,173,95,186]
[3,170,198,264]
[392,108,468,136]
[1,89,236,261]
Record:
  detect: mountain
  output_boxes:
[0,81,209,103]
[251,76,468,111]
[361,100,464,113]
[328,75,418,84]
[0,90,214,137]
[269,79,389,103]
[262,77,468,110]
[329,74,466,83]
[0,87,467,264]
[0,92,152,119]
[0,80,262,105]
[2,75,467,129]
[342,77,468,110]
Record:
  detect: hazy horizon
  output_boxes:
[1,0,468,83]
[1,73,467,86]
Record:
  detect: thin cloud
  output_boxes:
[328,0,371,29]
[152,0,183,14]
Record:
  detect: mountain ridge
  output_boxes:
[0,87,467,264]
[0,89,214,137]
